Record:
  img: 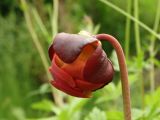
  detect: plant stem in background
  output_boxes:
[20,0,63,107]
[20,0,50,80]
[134,0,144,110]
[133,0,143,95]
[96,34,131,120]
[99,0,160,40]
[134,0,141,54]
[125,0,132,60]
[52,0,58,37]
[149,0,160,92]
[51,0,64,107]
[32,8,51,42]
[33,0,46,23]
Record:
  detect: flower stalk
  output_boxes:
[96,34,131,120]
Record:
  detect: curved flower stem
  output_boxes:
[96,34,131,120]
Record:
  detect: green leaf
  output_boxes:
[27,116,56,120]
[144,87,160,119]
[110,50,119,71]
[95,83,121,104]
[39,83,51,94]
[132,108,144,120]
[31,99,60,114]
[106,110,123,120]
[84,107,107,120]
[68,98,88,116]
[93,24,100,34]
[11,107,26,120]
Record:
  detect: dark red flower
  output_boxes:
[48,32,114,98]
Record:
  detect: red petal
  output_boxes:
[52,33,98,63]
[48,43,54,60]
[83,44,104,78]
[83,44,114,84]
[76,79,104,91]
[49,55,76,87]
[51,80,91,98]
[61,43,97,79]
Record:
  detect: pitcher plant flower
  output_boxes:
[48,31,131,120]
[48,32,114,98]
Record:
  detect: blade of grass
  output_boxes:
[99,0,160,40]
[32,8,51,43]
[125,0,132,59]
[52,0,58,37]
[20,0,50,80]
[149,0,160,92]
[134,0,141,54]
[20,0,64,107]
[134,0,144,111]
[51,0,64,107]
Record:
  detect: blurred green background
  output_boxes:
[0,0,160,120]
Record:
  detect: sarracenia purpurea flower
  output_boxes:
[48,32,114,98]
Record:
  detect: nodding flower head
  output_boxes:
[48,32,114,98]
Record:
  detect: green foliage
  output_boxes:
[0,13,46,119]
[1,0,160,119]
[31,99,58,113]
[84,107,106,120]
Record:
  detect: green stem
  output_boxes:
[51,0,64,107]
[20,0,50,80]
[52,0,58,37]
[125,0,132,59]
[134,0,144,110]
[99,0,160,39]
[96,34,131,120]
[20,0,64,107]
[134,0,141,54]
[139,69,144,110]
[32,8,51,42]
[149,0,160,92]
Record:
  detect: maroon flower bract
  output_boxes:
[48,32,114,98]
